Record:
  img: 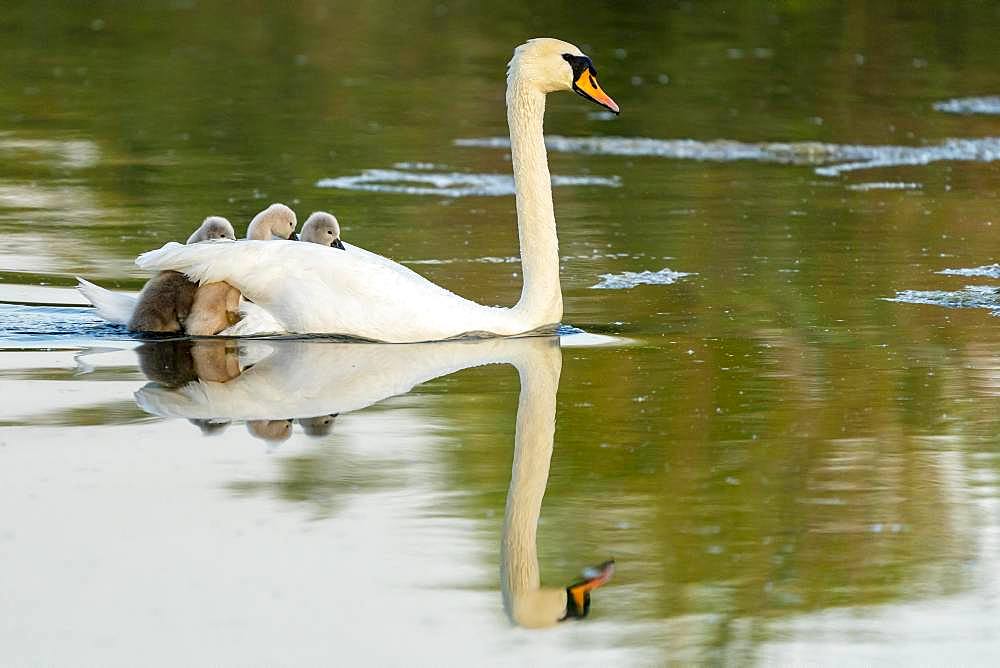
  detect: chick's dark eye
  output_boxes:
[327,230,333,235]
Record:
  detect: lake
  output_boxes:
[2,1,1000,665]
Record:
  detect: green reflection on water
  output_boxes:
[2,0,1000,662]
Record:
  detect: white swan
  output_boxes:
[132,333,615,626]
[132,38,619,342]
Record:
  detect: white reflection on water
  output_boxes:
[0,334,655,666]
[761,454,999,665]
[135,337,627,627]
[137,336,621,628]
[456,135,1000,177]
[316,167,620,197]
[0,133,100,170]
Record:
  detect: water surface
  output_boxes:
[2,2,1000,665]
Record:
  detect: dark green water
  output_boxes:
[2,2,1000,665]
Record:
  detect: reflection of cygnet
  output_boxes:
[188,418,231,436]
[135,339,242,387]
[135,340,198,387]
[128,216,237,333]
[298,212,345,249]
[185,204,299,335]
[247,419,293,443]
[186,216,237,243]
[189,340,242,382]
[298,414,338,437]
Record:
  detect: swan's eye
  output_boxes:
[327,230,333,235]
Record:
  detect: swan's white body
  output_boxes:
[80,39,617,342]
[137,239,540,340]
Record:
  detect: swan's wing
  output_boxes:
[75,278,137,325]
[219,300,284,336]
[136,240,519,341]
[135,337,542,419]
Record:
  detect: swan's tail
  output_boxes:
[75,277,137,325]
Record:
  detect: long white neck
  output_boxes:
[500,338,564,627]
[506,74,563,326]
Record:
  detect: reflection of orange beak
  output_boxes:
[564,559,615,619]
[573,69,620,114]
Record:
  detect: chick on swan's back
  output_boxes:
[76,204,297,330]
[126,216,240,333]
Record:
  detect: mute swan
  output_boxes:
[133,38,619,342]
[133,334,615,626]
[298,211,345,249]
[126,216,237,332]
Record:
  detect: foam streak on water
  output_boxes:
[887,285,1000,315]
[456,136,1000,176]
[591,268,695,290]
[316,168,620,197]
[937,264,1000,279]
[847,182,922,192]
[933,97,1000,115]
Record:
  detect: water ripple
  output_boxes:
[0,304,128,342]
[316,168,620,197]
[887,285,1000,315]
[456,135,1000,176]
[934,97,1000,115]
[847,182,922,192]
[592,268,696,290]
[938,264,1000,279]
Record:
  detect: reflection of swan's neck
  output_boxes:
[501,340,564,627]
[507,74,562,327]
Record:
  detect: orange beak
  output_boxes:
[564,559,615,619]
[573,69,620,114]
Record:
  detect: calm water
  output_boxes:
[3,2,1000,665]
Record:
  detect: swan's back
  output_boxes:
[137,240,524,341]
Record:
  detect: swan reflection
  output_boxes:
[133,335,614,626]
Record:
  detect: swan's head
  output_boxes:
[504,559,615,628]
[509,38,619,114]
[299,212,345,250]
[188,216,237,243]
[561,560,615,621]
[247,203,298,240]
